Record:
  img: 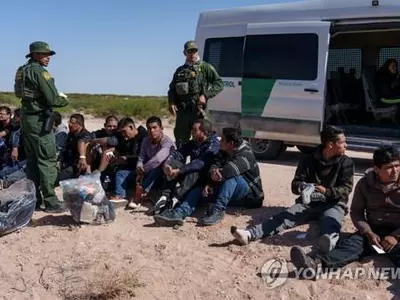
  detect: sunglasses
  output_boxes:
[186,49,198,54]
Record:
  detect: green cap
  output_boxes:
[26,41,56,58]
[184,40,198,51]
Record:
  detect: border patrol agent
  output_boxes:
[14,41,69,213]
[167,40,223,149]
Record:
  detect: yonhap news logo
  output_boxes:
[260,257,289,289]
[260,257,400,289]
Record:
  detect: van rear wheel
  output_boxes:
[247,138,286,160]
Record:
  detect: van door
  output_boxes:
[196,24,246,134]
[240,21,331,145]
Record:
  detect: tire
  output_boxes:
[247,138,286,160]
[296,145,316,154]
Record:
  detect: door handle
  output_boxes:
[304,88,319,93]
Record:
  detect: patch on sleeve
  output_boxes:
[15,70,22,80]
[42,71,52,81]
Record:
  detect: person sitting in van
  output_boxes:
[231,125,355,254]
[152,119,220,222]
[376,58,400,102]
[290,145,400,275]
[127,116,176,209]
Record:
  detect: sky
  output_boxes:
[1,0,299,96]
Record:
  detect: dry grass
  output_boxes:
[0,92,168,120]
[38,260,144,300]
[60,264,144,300]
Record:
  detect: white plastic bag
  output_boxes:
[60,172,115,224]
[0,179,37,236]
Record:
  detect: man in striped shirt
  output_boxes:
[199,127,264,226]
[154,126,263,227]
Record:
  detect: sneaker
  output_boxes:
[198,209,225,226]
[127,200,141,209]
[318,233,339,254]
[153,209,184,227]
[290,246,321,279]
[44,203,67,214]
[230,226,251,245]
[152,196,168,215]
[109,196,129,208]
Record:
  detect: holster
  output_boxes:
[42,109,53,133]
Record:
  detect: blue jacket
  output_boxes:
[167,133,220,175]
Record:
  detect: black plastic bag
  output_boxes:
[0,179,37,236]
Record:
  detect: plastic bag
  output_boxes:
[60,171,116,224]
[0,178,37,236]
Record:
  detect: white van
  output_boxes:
[195,0,400,159]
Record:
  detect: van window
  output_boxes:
[243,33,318,80]
[378,47,400,67]
[203,37,244,77]
[327,48,362,79]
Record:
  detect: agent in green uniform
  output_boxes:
[167,40,223,149]
[14,41,69,213]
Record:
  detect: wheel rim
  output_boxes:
[249,138,270,154]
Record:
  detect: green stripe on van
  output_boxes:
[240,129,255,138]
[241,78,276,116]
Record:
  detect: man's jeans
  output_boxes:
[115,169,136,198]
[161,159,201,201]
[0,160,27,188]
[0,160,27,179]
[142,166,163,193]
[175,175,251,218]
[115,166,164,198]
[247,201,346,241]
[316,226,400,268]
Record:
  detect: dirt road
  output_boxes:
[0,117,397,300]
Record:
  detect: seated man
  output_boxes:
[231,125,354,254]
[57,114,92,183]
[0,109,27,188]
[290,145,400,272]
[88,117,148,205]
[155,127,264,226]
[0,106,14,168]
[128,116,176,208]
[52,111,69,161]
[200,127,264,226]
[86,115,118,172]
[152,119,220,217]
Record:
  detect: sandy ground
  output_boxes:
[0,116,399,300]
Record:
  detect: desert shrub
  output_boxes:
[0,92,169,120]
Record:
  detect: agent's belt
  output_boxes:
[22,110,45,116]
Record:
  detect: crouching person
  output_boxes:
[231,125,354,254]
[128,116,176,208]
[154,127,263,226]
[290,145,400,274]
[152,119,219,219]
